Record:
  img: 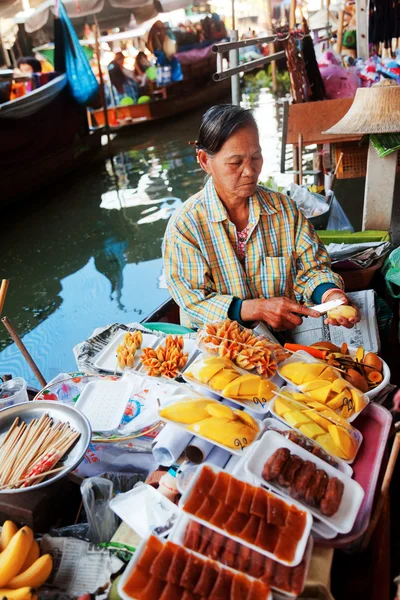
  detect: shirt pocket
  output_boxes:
[261,256,295,298]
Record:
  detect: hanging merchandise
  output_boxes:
[57,1,99,105]
[369,0,400,49]
[301,18,326,101]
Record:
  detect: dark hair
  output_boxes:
[197,104,258,155]
[108,57,126,94]
[17,56,42,73]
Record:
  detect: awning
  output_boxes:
[12,0,192,32]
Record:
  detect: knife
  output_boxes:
[312,298,346,315]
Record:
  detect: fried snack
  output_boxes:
[277,455,303,488]
[304,470,329,507]
[116,330,145,369]
[262,448,290,481]
[320,477,344,516]
[290,461,316,501]
[142,334,188,379]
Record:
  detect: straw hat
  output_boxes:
[324,80,400,135]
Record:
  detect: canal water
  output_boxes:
[0,88,291,387]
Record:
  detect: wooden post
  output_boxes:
[93,19,112,153]
[265,0,277,92]
[337,8,345,53]
[289,0,296,29]
[280,100,289,173]
[298,133,303,185]
[326,0,330,47]
[356,0,369,59]
[362,140,397,230]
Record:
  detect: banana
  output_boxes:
[0,526,34,587]
[0,587,34,600]
[19,540,40,573]
[0,522,18,551]
[8,554,53,589]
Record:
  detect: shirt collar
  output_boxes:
[204,179,278,223]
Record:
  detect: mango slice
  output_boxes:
[302,364,329,382]
[233,410,259,431]
[188,418,257,449]
[306,384,333,403]
[280,363,310,385]
[222,374,260,399]
[209,369,240,390]
[351,388,366,413]
[197,364,225,384]
[285,410,311,428]
[275,397,299,416]
[327,390,352,411]
[301,380,331,392]
[331,378,349,394]
[258,379,277,401]
[328,424,354,459]
[316,433,348,459]
[298,422,326,439]
[319,367,340,382]
[303,410,329,431]
[206,403,234,419]
[160,400,218,424]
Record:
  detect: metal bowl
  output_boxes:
[0,400,91,494]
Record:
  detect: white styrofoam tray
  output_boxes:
[181,353,280,416]
[179,462,313,567]
[158,397,262,456]
[277,350,370,423]
[244,430,364,535]
[75,378,132,432]
[109,483,179,538]
[93,329,161,373]
[118,533,273,600]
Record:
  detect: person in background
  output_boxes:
[107,51,139,105]
[163,104,360,331]
[16,57,42,74]
[134,52,151,80]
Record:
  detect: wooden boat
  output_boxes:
[88,55,231,132]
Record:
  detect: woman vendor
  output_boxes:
[162,104,360,332]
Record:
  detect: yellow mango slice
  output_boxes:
[223,374,260,399]
[203,357,236,367]
[258,379,277,402]
[284,410,310,428]
[307,384,333,403]
[319,367,340,382]
[274,396,299,416]
[206,403,234,419]
[306,401,327,412]
[197,364,225,384]
[188,417,256,449]
[292,392,308,403]
[233,409,259,431]
[280,363,310,385]
[302,364,329,382]
[316,433,348,459]
[331,378,350,394]
[328,424,355,459]
[160,400,218,424]
[299,422,326,439]
[301,380,331,392]
[351,388,366,413]
[304,410,329,431]
[327,390,352,411]
[320,409,352,430]
[209,370,240,391]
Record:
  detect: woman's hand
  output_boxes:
[241,297,320,331]
[323,289,361,329]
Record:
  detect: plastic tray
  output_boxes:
[138,336,199,377]
[169,512,313,598]
[268,387,363,465]
[318,402,392,548]
[158,398,262,456]
[75,378,132,432]
[109,483,180,538]
[278,351,370,423]
[179,463,313,566]
[263,417,353,477]
[244,430,364,535]
[118,534,273,600]
[93,329,160,374]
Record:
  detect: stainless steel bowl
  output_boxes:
[0,400,91,493]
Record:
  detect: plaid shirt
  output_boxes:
[162,179,343,329]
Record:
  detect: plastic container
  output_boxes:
[318,402,392,549]
[75,378,132,432]
[93,329,161,373]
[263,417,353,476]
[278,351,369,422]
[109,483,180,538]
[158,397,262,456]
[118,534,272,600]
[0,378,28,408]
[179,463,313,566]
[269,386,363,465]
[169,512,313,598]
[244,430,365,535]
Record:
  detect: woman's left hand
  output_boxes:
[324,290,361,329]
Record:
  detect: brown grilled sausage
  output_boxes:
[291,460,316,500]
[304,469,329,507]
[320,477,344,516]
[262,448,290,481]
[277,455,304,487]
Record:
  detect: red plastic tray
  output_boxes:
[316,402,392,548]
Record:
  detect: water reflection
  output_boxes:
[0,92,290,387]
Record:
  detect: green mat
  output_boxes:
[144,322,193,334]
[318,230,390,245]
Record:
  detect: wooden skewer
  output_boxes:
[0,280,9,317]
[0,466,66,491]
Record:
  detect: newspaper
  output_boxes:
[254,290,380,353]
[40,535,124,598]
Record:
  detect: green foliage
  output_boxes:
[244,64,290,97]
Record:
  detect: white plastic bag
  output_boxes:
[326,195,354,231]
[285,183,330,218]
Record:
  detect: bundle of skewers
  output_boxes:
[0,414,81,490]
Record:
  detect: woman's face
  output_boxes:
[18,63,34,74]
[198,126,263,201]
